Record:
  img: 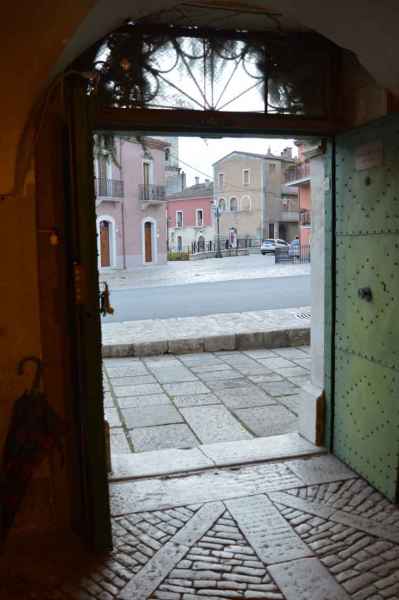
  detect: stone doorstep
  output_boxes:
[102,326,310,358]
[109,432,325,482]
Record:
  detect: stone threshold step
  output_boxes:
[103,326,310,358]
[109,432,325,482]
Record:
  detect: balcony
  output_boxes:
[281,211,299,222]
[95,177,124,201]
[299,209,312,226]
[139,184,166,206]
[284,162,311,186]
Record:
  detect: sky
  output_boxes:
[177,137,297,186]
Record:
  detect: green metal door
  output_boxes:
[334,114,399,501]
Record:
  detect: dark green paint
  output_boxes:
[334,114,399,501]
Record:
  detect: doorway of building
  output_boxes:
[99,221,111,267]
[144,221,153,263]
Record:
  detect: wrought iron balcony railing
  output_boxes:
[284,162,311,184]
[139,184,166,204]
[95,177,124,198]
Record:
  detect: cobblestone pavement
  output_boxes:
[100,254,310,290]
[4,454,399,599]
[103,346,312,456]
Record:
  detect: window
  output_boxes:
[269,223,275,238]
[143,160,154,186]
[165,148,170,162]
[269,163,276,174]
[196,209,204,227]
[241,196,251,211]
[218,173,224,190]
[230,197,238,212]
[177,236,183,251]
[218,198,225,211]
[176,211,183,228]
[242,169,250,186]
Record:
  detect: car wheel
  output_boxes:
[261,252,266,255]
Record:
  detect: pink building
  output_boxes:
[167,178,214,252]
[284,142,312,247]
[95,136,169,269]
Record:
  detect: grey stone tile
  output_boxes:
[179,353,222,366]
[130,424,199,452]
[235,366,274,376]
[197,370,243,382]
[191,363,232,373]
[122,405,183,429]
[206,378,251,391]
[106,363,149,377]
[286,455,357,485]
[110,427,131,453]
[292,357,312,370]
[200,433,321,469]
[274,347,309,359]
[218,354,261,369]
[248,373,284,384]
[150,367,198,384]
[172,393,221,408]
[287,375,312,388]
[164,381,211,396]
[254,357,296,370]
[275,393,305,415]
[272,366,309,378]
[111,448,213,480]
[144,356,182,367]
[269,558,351,599]
[109,375,157,386]
[226,495,312,564]
[114,382,164,397]
[299,345,311,354]
[259,380,299,397]
[105,407,122,428]
[116,393,172,409]
[242,349,279,359]
[234,405,298,437]
[216,387,276,410]
[180,405,253,444]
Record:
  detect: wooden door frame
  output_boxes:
[64,80,337,550]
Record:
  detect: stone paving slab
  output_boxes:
[129,423,199,452]
[10,451,399,600]
[226,495,313,564]
[111,448,214,480]
[104,347,314,474]
[122,404,184,429]
[102,306,311,357]
[234,404,298,437]
[180,405,253,444]
[269,557,351,600]
[200,433,321,468]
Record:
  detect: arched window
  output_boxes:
[230,197,238,212]
[240,195,252,211]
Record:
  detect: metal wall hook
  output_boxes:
[17,356,43,392]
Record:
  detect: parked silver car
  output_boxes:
[260,238,289,255]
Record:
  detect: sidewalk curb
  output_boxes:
[102,326,310,358]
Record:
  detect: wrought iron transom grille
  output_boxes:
[85,23,335,117]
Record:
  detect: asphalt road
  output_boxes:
[103,274,310,323]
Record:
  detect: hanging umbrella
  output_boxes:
[0,357,67,542]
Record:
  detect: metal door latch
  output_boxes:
[358,287,373,302]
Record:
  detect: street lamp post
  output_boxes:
[214,204,223,258]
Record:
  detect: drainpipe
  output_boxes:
[120,138,127,269]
